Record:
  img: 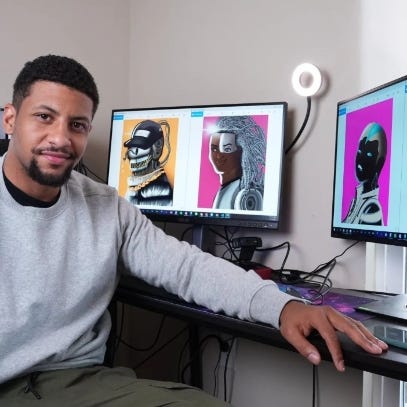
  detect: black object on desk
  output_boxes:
[0,139,10,156]
[111,275,407,383]
[356,293,407,322]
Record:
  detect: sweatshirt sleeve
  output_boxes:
[117,198,299,328]
[248,283,307,328]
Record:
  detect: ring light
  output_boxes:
[291,63,322,97]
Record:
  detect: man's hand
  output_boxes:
[279,301,388,372]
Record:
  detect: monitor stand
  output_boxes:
[0,139,10,156]
[191,224,213,253]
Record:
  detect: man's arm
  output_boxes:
[279,301,389,372]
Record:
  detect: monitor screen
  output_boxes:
[0,108,7,139]
[0,108,10,156]
[331,75,407,246]
[107,102,287,229]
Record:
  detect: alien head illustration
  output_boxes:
[355,122,387,193]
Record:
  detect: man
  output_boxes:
[0,55,387,406]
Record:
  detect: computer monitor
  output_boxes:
[331,74,407,246]
[107,102,287,236]
[0,108,10,156]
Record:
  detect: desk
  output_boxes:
[110,275,407,383]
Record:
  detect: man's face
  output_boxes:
[209,132,242,177]
[3,80,93,195]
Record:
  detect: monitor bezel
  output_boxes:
[107,101,288,230]
[331,74,407,247]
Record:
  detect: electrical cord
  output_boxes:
[180,225,194,241]
[285,96,312,154]
[210,224,358,301]
[209,227,250,262]
[112,302,126,361]
[179,334,225,384]
[177,332,235,400]
[74,160,106,183]
[312,364,319,407]
[211,226,291,269]
[223,337,236,403]
[112,303,188,372]
[256,241,291,271]
[209,229,231,253]
[177,336,192,382]
[275,241,360,302]
[133,325,189,370]
[223,227,240,262]
[212,342,223,398]
[117,314,167,352]
[213,335,235,399]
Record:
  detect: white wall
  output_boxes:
[0,0,130,180]
[360,0,407,87]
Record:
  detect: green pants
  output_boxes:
[0,366,230,406]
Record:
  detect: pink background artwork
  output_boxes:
[341,98,392,225]
[197,115,268,208]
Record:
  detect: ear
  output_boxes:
[2,103,16,135]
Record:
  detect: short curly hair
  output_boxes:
[12,54,99,116]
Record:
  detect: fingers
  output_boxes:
[327,310,388,353]
[279,301,388,373]
[313,314,346,371]
[281,326,322,366]
[281,306,346,371]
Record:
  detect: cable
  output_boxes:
[211,226,291,270]
[177,336,191,382]
[117,314,167,352]
[177,332,235,398]
[179,334,224,384]
[113,308,188,373]
[285,96,312,154]
[275,241,360,302]
[213,335,235,398]
[312,364,319,407]
[212,343,222,397]
[134,325,189,370]
[114,302,126,356]
[180,225,194,241]
[223,337,236,403]
[209,227,244,262]
[210,223,357,303]
[74,160,106,183]
[256,241,291,271]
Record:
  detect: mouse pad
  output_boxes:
[278,284,375,321]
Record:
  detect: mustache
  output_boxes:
[32,146,76,160]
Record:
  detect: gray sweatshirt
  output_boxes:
[0,155,294,384]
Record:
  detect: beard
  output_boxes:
[27,150,76,187]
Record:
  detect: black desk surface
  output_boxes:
[114,275,407,382]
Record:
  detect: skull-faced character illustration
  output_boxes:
[123,119,172,206]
